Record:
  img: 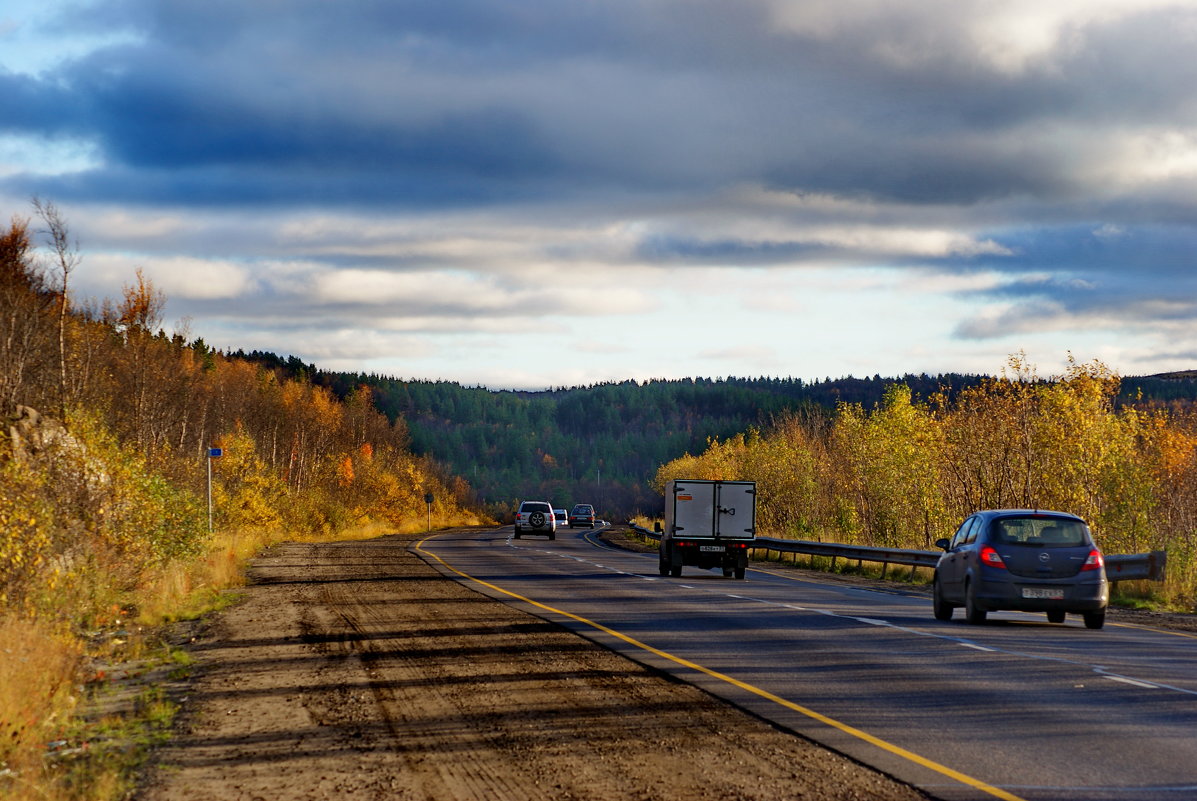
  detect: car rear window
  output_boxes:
[991,517,1088,547]
[573,505,592,514]
[520,502,551,513]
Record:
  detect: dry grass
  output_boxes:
[629,514,660,531]
[0,617,82,800]
[1,511,494,801]
[135,512,491,627]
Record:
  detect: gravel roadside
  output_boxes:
[135,528,929,801]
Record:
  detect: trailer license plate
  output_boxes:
[700,545,725,552]
[1022,588,1064,600]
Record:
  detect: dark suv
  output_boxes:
[933,509,1108,629]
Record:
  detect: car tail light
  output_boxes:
[1081,549,1104,571]
[979,545,1006,569]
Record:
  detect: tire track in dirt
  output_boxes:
[137,530,929,801]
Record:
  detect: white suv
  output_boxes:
[514,500,557,540]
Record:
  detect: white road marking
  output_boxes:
[1103,676,1160,689]
[501,530,1195,697]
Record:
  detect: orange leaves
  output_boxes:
[337,455,355,486]
[117,268,166,332]
[1151,418,1197,482]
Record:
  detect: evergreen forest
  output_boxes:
[236,350,1197,524]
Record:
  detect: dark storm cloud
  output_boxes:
[5,0,1193,211]
[949,223,1197,339]
[4,1,1197,298]
[635,235,832,266]
[977,225,1197,280]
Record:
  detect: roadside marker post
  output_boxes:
[424,492,434,532]
[207,447,223,535]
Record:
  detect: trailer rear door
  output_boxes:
[714,481,756,539]
[671,480,717,537]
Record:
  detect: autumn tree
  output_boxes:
[827,384,947,547]
[32,198,80,419]
[0,217,56,415]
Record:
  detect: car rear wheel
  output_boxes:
[1046,610,1066,624]
[514,527,521,539]
[964,580,987,624]
[1083,610,1105,630]
[932,578,953,621]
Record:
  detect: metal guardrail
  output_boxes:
[627,524,1166,582]
[1106,551,1167,582]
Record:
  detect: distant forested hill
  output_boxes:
[231,350,1197,520]
[233,354,978,518]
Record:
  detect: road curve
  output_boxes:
[416,526,1197,801]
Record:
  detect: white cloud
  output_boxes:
[308,265,655,318]
[764,0,1190,74]
[77,253,255,302]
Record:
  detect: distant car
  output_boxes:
[514,500,557,539]
[933,509,1108,629]
[553,508,568,526]
[569,504,596,528]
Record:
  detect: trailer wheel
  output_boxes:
[734,566,746,580]
[670,563,682,577]
[722,567,733,577]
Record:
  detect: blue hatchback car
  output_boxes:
[933,509,1109,629]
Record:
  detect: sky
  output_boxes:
[2,0,1197,390]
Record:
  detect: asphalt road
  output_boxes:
[415,526,1197,801]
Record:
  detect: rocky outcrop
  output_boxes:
[5,405,68,462]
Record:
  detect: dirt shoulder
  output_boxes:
[136,529,927,801]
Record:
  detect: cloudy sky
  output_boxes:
[3,0,1197,389]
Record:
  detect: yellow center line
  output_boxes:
[415,533,1028,801]
[1107,621,1197,640]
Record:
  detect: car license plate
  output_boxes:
[699,545,725,552]
[1022,587,1064,600]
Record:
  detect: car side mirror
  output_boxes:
[654,521,662,533]
[935,538,951,551]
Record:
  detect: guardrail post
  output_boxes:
[1150,550,1167,582]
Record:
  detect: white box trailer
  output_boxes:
[659,479,756,579]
